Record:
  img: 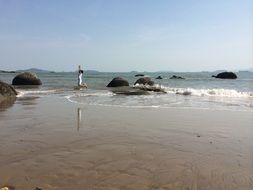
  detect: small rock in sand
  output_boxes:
[0,187,15,190]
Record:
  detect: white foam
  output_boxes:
[64,91,114,103]
[73,91,114,97]
[164,87,253,98]
[65,98,253,112]
[16,89,59,97]
[64,87,253,112]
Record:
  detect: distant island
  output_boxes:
[0,70,17,73]
[1,68,253,74]
[85,70,100,74]
[0,68,103,74]
[0,68,54,73]
[16,68,55,73]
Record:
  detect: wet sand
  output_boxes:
[0,96,253,190]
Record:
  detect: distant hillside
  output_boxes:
[213,70,227,73]
[0,70,17,73]
[16,68,54,73]
[85,70,100,74]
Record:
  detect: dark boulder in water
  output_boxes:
[107,77,129,87]
[212,72,237,79]
[134,77,154,86]
[170,75,185,79]
[135,74,145,77]
[12,72,42,85]
[156,76,163,79]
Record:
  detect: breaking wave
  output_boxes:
[164,87,253,98]
[17,89,62,97]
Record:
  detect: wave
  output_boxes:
[16,89,61,97]
[65,91,114,102]
[64,88,253,111]
[75,91,114,97]
[164,87,253,98]
[17,85,252,100]
[65,95,253,112]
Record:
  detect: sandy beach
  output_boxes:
[1,0,252,189]
[0,96,252,190]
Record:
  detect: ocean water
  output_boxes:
[1,71,253,111]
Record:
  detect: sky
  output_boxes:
[0,0,252,72]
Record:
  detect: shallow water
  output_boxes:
[1,70,253,189]
[1,71,252,111]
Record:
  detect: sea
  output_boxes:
[1,71,253,111]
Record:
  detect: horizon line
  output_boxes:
[1,68,253,73]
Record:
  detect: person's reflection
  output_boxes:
[77,107,82,131]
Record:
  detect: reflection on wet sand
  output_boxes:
[16,96,39,106]
[13,85,41,90]
[0,96,252,190]
[0,97,16,111]
[77,107,82,131]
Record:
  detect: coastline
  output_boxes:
[0,96,252,189]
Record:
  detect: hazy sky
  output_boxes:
[0,0,252,72]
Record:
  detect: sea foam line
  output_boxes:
[65,95,253,112]
[16,89,60,97]
[164,87,253,98]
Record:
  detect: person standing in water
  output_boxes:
[77,65,87,88]
[78,65,83,86]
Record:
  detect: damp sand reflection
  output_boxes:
[77,107,82,131]
[0,97,252,190]
[0,97,16,111]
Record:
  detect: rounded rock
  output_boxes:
[212,72,237,79]
[134,77,154,86]
[107,77,129,87]
[12,72,42,85]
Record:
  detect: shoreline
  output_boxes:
[66,96,253,113]
[0,96,252,189]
